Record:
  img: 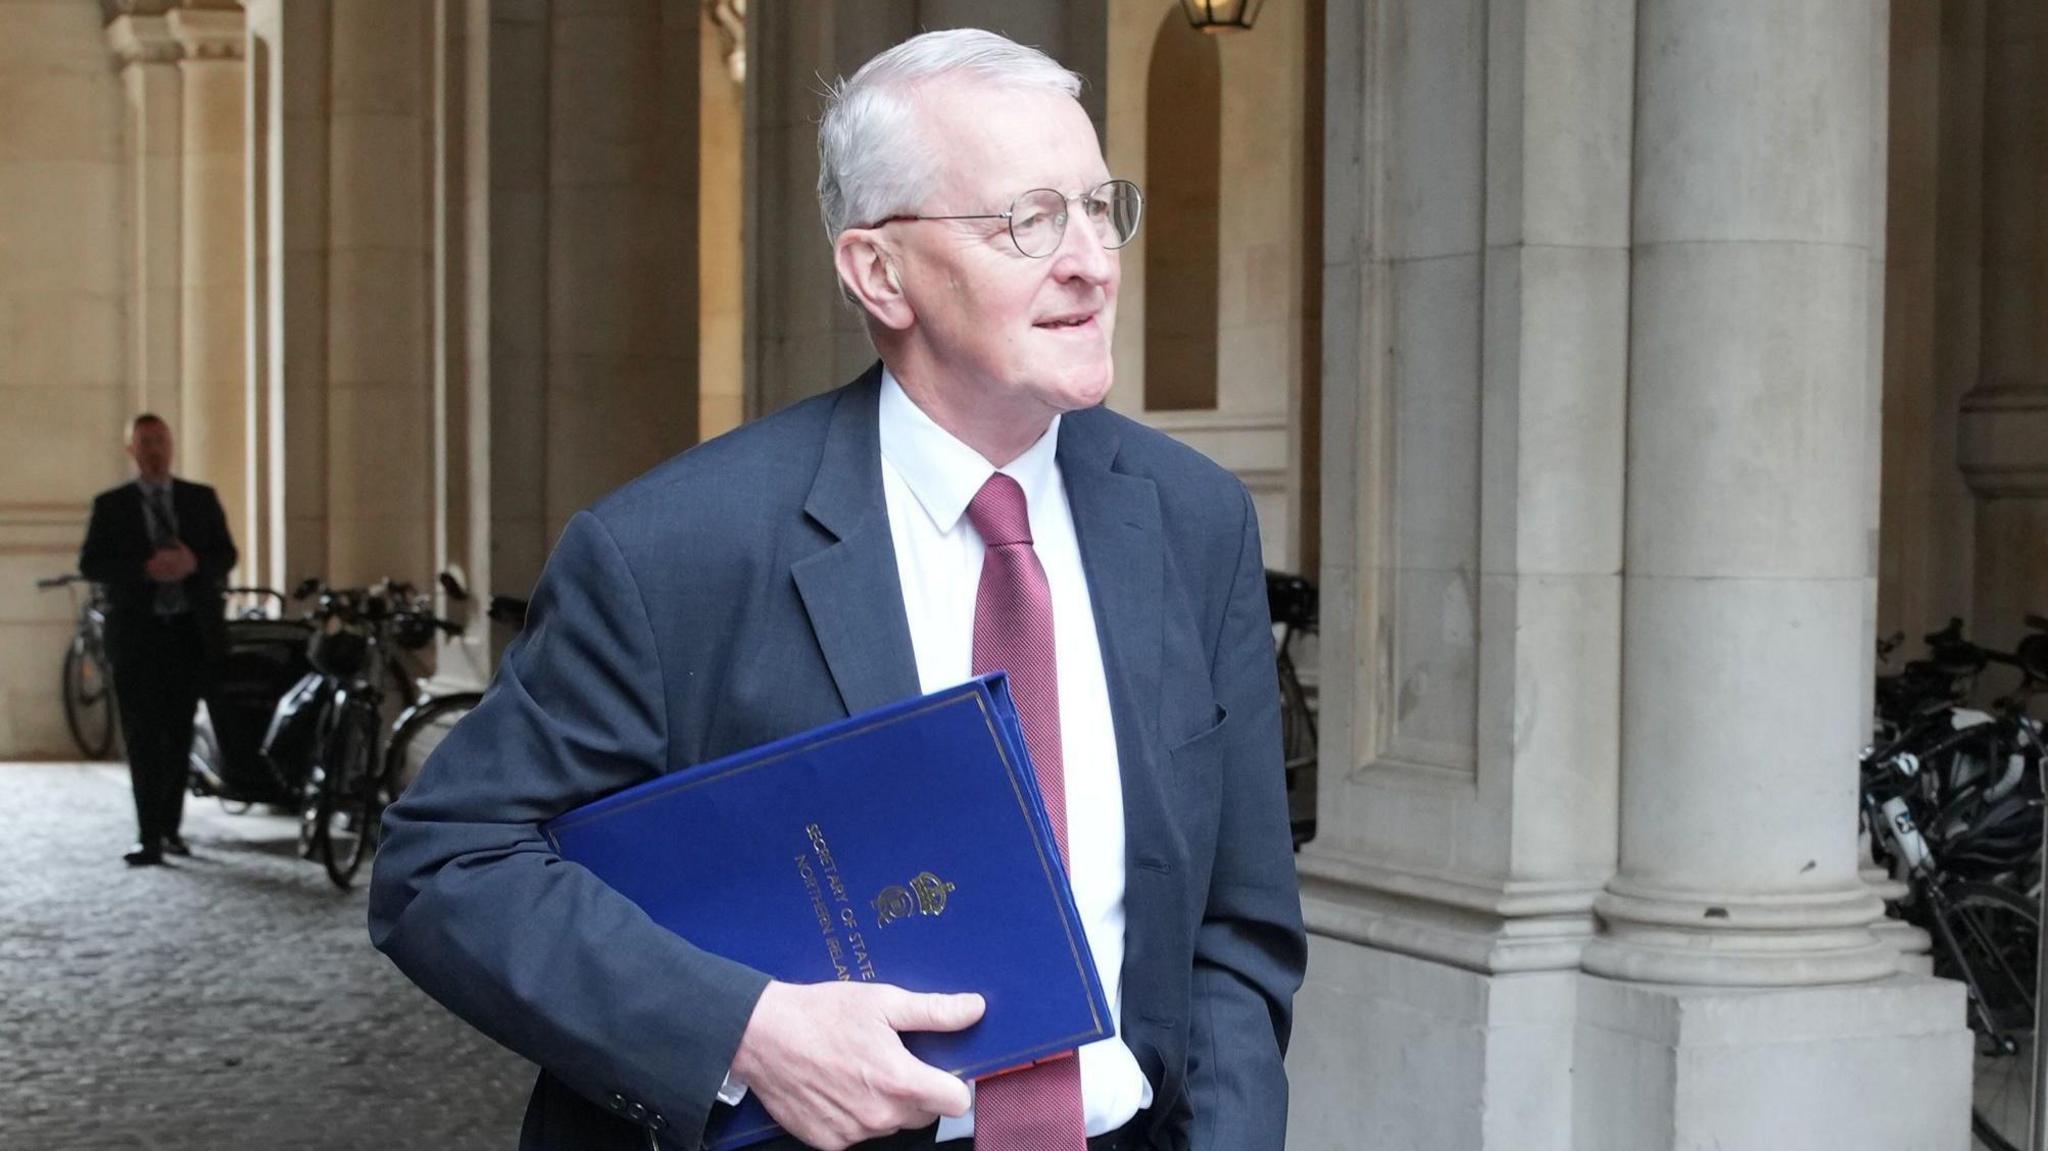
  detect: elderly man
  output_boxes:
[79,413,238,866]
[371,28,1304,1151]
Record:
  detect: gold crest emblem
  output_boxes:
[873,885,914,926]
[873,871,956,927]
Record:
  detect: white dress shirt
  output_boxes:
[877,368,1151,1141]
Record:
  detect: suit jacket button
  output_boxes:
[608,1093,627,1112]
[627,1101,648,1122]
[648,1113,667,1132]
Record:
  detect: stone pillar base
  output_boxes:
[1288,934,1971,1150]
[1287,935,1579,1151]
[1576,974,1970,1151]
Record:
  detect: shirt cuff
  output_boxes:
[716,1072,748,1107]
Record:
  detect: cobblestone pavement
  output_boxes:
[0,763,533,1150]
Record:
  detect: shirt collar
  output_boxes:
[136,476,172,497]
[878,366,1061,535]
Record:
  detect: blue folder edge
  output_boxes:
[540,673,1113,1150]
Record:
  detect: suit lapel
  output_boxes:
[790,367,922,717]
[127,483,152,545]
[1056,410,1169,856]
[787,385,1172,772]
[1057,409,1181,1089]
[169,479,190,537]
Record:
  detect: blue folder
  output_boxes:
[541,673,1114,1150]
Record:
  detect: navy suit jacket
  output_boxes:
[369,368,1306,1151]
[78,478,238,665]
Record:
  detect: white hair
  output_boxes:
[816,28,1084,243]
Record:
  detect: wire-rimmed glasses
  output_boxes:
[871,178,1144,259]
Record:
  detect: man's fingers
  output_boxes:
[881,990,985,1033]
[891,1057,973,1118]
[739,983,984,1146]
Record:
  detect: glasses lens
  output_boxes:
[1010,189,1068,258]
[1093,180,1144,249]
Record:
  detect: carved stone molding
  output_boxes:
[106,13,180,67]
[168,7,246,62]
[708,0,746,85]
[101,0,175,21]
[1959,386,2048,497]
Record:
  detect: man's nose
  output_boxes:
[1050,210,1117,285]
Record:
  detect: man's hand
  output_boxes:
[728,981,984,1151]
[144,541,197,583]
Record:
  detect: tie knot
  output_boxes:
[966,473,1032,548]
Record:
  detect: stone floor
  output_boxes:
[0,762,532,1150]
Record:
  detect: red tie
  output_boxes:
[965,473,1088,1151]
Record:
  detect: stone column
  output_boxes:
[428,0,495,690]
[745,2,914,419]
[483,1,703,602]
[1573,1,1969,1145]
[325,0,431,586]
[241,9,269,586]
[1867,0,1935,970]
[239,0,333,592]
[1878,0,1979,657]
[699,0,746,440]
[1960,0,2048,652]
[483,0,549,595]
[169,7,248,577]
[106,13,184,425]
[542,0,698,531]
[2,2,129,756]
[1586,0,1895,991]
[1291,2,1631,1147]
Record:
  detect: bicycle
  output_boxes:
[1266,570,1318,850]
[1871,619,2048,892]
[188,586,309,814]
[1865,617,2048,1151]
[285,578,464,889]
[380,589,528,805]
[1867,746,2039,1151]
[35,574,118,760]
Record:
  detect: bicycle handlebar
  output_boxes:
[224,586,288,611]
[290,577,461,637]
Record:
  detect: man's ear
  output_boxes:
[834,230,914,331]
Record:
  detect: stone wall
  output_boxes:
[0,0,131,755]
[1106,0,1314,571]
[1295,1,1973,1146]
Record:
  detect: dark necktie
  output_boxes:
[964,473,1087,1151]
[145,485,176,544]
[144,485,187,615]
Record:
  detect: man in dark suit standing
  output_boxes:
[372,28,1304,1151]
[79,413,238,867]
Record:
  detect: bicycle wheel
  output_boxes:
[1277,652,1317,849]
[187,709,221,797]
[314,703,381,889]
[62,635,115,759]
[383,693,481,803]
[1930,881,2038,1151]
